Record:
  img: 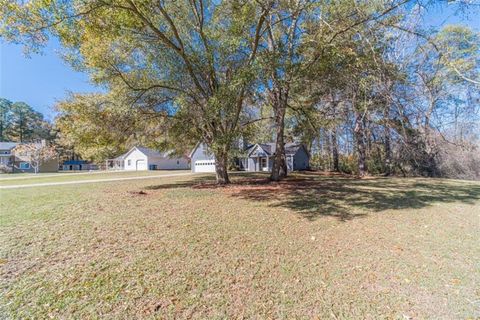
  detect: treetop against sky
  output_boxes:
[0,1,478,119]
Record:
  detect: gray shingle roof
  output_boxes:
[0,142,18,150]
[246,142,303,156]
[136,146,164,157]
[114,153,127,161]
[114,146,165,160]
[284,143,303,155]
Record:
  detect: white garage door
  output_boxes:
[194,160,216,173]
[136,159,147,171]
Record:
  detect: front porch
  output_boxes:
[240,155,294,172]
[105,158,124,170]
[251,156,271,172]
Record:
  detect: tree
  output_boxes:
[259,0,420,180]
[258,0,311,181]
[1,0,272,184]
[55,93,173,163]
[9,102,38,142]
[3,0,479,181]
[0,99,53,142]
[13,142,57,174]
[301,17,480,178]
[436,25,480,86]
[0,98,12,141]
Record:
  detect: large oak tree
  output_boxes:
[1,0,271,184]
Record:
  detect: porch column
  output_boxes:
[266,155,269,171]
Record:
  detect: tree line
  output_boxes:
[2,0,479,183]
[0,98,54,143]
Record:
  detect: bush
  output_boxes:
[437,141,480,180]
[0,164,12,173]
[339,155,357,174]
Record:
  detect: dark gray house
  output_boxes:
[239,143,310,172]
[189,142,310,173]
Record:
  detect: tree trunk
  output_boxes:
[384,126,392,176]
[270,101,287,181]
[325,130,332,170]
[331,127,339,172]
[214,149,230,185]
[354,112,367,177]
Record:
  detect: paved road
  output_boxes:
[0,171,116,181]
[0,172,194,190]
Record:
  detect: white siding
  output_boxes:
[122,147,191,171]
[194,160,216,172]
[124,149,148,171]
[150,157,190,170]
[190,143,215,173]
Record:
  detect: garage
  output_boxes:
[135,159,147,171]
[113,146,190,171]
[194,160,216,173]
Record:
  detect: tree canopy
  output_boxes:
[0,98,54,142]
[1,0,479,181]
[55,92,175,163]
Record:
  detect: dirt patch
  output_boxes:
[127,190,149,196]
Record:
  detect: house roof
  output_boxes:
[0,142,18,150]
[113,153,127,161]
[135,146,164,158]
[246,143,272,156]
[63,160,88,165]
[115,146,176,161]
[189,142,202,158]
[285,143,304,155]
[246,142,305,157]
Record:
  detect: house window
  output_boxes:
[19,162,30,169]
[177,160,179,165]
[260,158,267,169]
[127,159,131,166]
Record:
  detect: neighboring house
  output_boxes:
[189,142,310,173]
[61,160,97,171]
[0,142,17,171]
[0,141,58,173]
[107,146,189,171]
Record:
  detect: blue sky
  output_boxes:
[0,38,101,120]
[0,2,479,120]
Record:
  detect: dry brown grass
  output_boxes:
[1,172,479,319]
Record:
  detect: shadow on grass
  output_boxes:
[145,172,480,221]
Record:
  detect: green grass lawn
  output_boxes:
[0,170,190,186]
[1,172,479,319]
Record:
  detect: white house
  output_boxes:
[107,146,189,171]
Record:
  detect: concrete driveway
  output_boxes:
[0,172,193,189]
